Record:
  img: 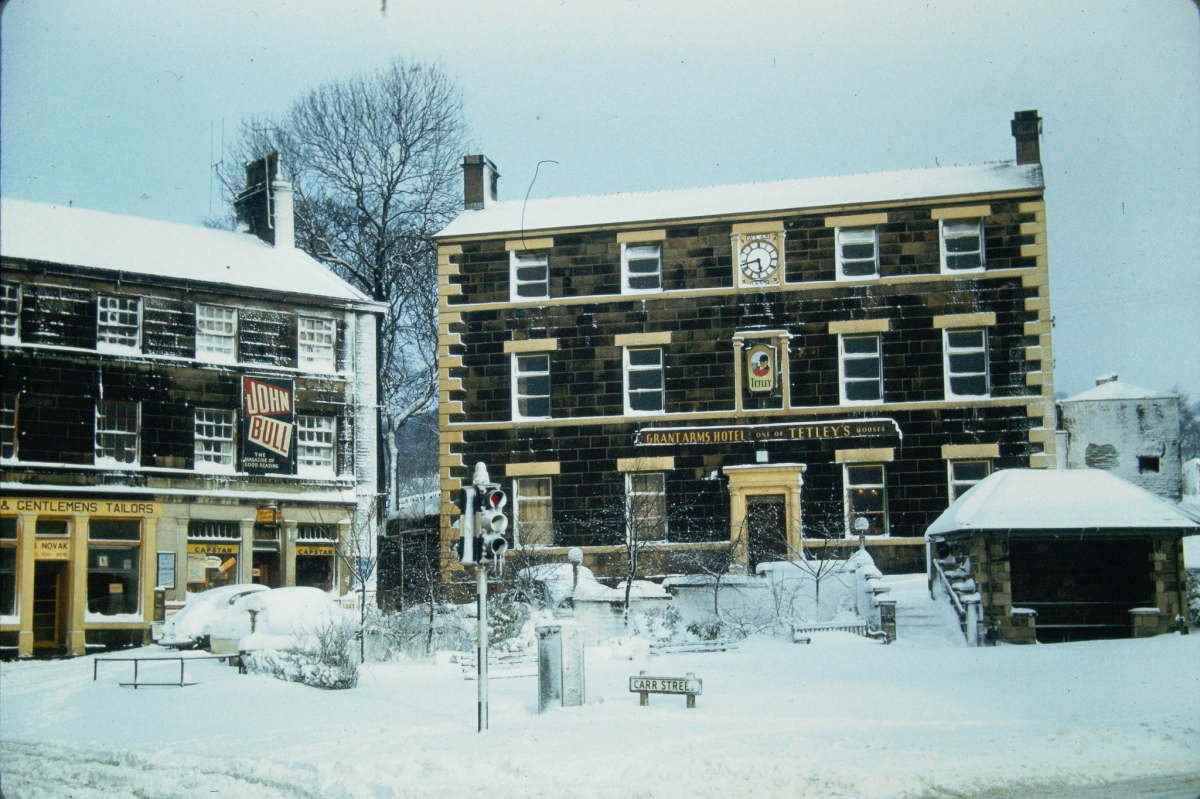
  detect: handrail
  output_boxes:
[932,558,967,620]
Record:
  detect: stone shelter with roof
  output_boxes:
[925,468,1196,644]
[434,111,1058,585]
[0,156,384,656]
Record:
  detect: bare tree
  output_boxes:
[329,509,382,664]
[673,522,747,617]
[221,59,470,512]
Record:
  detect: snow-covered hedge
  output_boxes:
[244,616,359,690]
[1187,569,1199,628]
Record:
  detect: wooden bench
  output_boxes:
[92,653,227,688]
[630,670,703,708]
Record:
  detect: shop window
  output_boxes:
[297,415,336,477]
[940,219,985,273]
[512,354,551,420]
[95,400,139,466]
[297,524,335,542]
[514,477,553,547]
[844,464,888,536]
[944,329,989,398]
[196,304,237,363]
[0,282,20,343]
[89,519,141,541]
[835,227,878,280]
[1,393,16,460]
[0,517,16,617]
[194,408,236,473]
[510,250,549,300]
[622,243,662,293]
[97,295,142,353]
[36,519,68,536]
[298,316,336,372]
[87,546,140,616]
[948,460,990,503]
[626,472,667,542]
[838,334,883,405]
[624,347,665,414]
[187,521,240,592]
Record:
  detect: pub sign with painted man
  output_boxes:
[746,343,776,393]
[241,376,294,474]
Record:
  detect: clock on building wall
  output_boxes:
[734,231,784,288]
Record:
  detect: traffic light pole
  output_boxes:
[477,562,488,732]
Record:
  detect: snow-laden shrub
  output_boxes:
[628,605,681,643]
[244,616,359,690]
[365,604,474,659]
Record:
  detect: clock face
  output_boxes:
[739,239,779,282]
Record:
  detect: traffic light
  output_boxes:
[478,486,509,564]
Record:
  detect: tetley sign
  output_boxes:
[634,418,900,446]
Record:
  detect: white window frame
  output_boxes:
[0,282,20,344]
[298,316,337,373]
[838,334,883,406]
[835,227,879,281]
[94,400,140,467]
[939,219,985,274]
[943,328,990,399]
[947,459,991,504]
[195,304,238,364]
[0,393,16,461]
[96,295,142,354]
[625,472,667,543]
[623,347,665,415]
[511,353,551,421]
[296,415,336,478]
[620,242,663,294]
[193,407,236,474]
[843,463,888,538]
[509,250,549,301]
[513,476,554,548]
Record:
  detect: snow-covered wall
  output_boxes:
[1060,391,1182,500]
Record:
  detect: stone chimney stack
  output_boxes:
[462,155,499,210]
[234,151,294,248]
[1011,110,1042,165]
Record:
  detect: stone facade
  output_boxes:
[436,116,1057,585]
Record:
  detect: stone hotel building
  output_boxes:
[435,111,1055,580]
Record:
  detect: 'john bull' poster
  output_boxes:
[241,376,294,475]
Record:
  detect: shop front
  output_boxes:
[294,524,337,592]
[0,496,160,657]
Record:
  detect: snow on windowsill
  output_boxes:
[0,614,20,626]
[8,458,354,484]
[83,611,144,624]
[3,340,353,380]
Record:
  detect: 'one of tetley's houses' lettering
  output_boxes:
[635,418,901,447]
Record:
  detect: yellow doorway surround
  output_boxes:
[723,464,806,570]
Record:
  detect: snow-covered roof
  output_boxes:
[1060,379,1176,403]
[0,198,373,306]
[437,161,1044,239]
[925,468,1200,538]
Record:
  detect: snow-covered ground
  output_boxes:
[2,598,1198,798]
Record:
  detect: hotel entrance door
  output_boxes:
[32,561,67,652]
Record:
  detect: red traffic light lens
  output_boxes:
[483,489,506,510]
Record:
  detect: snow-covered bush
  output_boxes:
[628,605,681,643]
[244,616,359,690]
[365,604,473,659]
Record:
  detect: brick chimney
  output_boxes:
[462,154,499,210]
[234,151,294,248]
[1011,110,1042,165]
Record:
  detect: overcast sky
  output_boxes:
[2,0,1198,399]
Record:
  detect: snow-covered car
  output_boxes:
[208,586,352,655]
[159,584,270,649]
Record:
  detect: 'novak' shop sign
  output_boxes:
[635,418,901,446]
[242,376,294,475]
